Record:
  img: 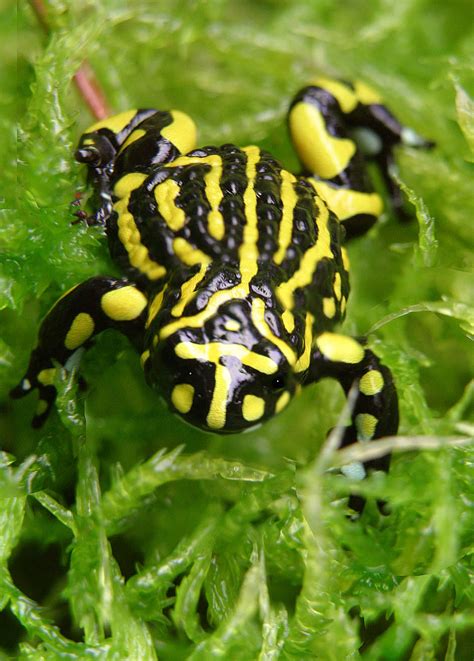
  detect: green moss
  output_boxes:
[1,1,473,658]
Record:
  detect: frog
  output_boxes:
[11,76,432,479]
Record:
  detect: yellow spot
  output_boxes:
[171,383,195,414]
[38,368,56,386]
[85,110,138,135]
[207,363,231,429]
[101,286,147,321]
[65,313,94,350]
[275,391,291,413]
[356,413,378,441]
[114,173,166,280]
[309,179,383,222]
[242,394,265,422]
[146,288,166,328]
[251,298,296,367]
[323,297,336,319]
[341,247,350,272]
[354,81,382,106]
[282,309,295,333]
[119,128,146,152]
[154,179,186,231]
[316,333,364,364]
[140,349,150,367]
[172,263,209,317]
[359,370,384,396]
[295,312,314,373]
[341,296,347,314]
[333,272,342,300]
[311,77,358,113]
[289,102,356,179]
[36,400,48,416]
[277,198,332,310]
[161,110,197,155]
[273,170,298,264]
[224,319,241,332]
[173,238,211,267]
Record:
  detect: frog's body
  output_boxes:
[12,78,431,475]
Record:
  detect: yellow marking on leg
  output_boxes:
[333,272,342,300]
[171,383,195,414]
[242,394,265,422]
[316,333,364,364]
[355,413,378,441]
[309,179,383,221]
[289,102,356,179]
[65,313,95,351]
[146,288,166,328]
[36,400,49,416]
[251,298,296,367]
[359,370,384,396]
[119,128,146,152]
[323,297,336,319]
[172,263,209,317]
[159,147,262,341]
[38,368,56,386]
[295,312,314,373]
[354,81,382,106]
[154,179,186,231]
[282,309,295,333]
[311,77,358,113]
[101,286,147,321]
[114,173,166,280]
[140,349,150,367]
[173,238,212,267]
[341,247,350,271]
[86,110,138,135]
[275,391,290,413]
[161,110,197,155]
[277,198,332,310]
[273,170,298,265]
[340,296,347,314]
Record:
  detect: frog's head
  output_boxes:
[147,297,300,433]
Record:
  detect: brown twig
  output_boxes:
[28,0,110,120]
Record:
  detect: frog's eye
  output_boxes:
[271,373,288,390]
[75,146,101,165]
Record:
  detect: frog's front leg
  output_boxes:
[306,332,399,509]
[10,277,148,427]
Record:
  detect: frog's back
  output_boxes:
[108,143,348,327]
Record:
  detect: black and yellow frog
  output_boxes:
[11,77,431,475]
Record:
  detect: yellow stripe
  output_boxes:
[354,81,382,106]
[172,263,209,317]
[146,288,166,328]
[251,298,296,367]
[289,102,356,179]
[311,77,358,113]
[114,173,166,281]
[118,128,146,153]
[277,198,332,310]
[161,110,197,155]
[294,313,314,373]
[273,170,298,265]
[86,110,138,135]
[309,179,382,221]
[173,237,211,267]
[159,146,262,341]
[154,179,186,231]
[203,155,225,240]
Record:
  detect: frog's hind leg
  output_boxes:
[10,277,148,427]
[288,78,433,235]
[306,332,399,512]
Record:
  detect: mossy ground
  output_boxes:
[1,1,473,658]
